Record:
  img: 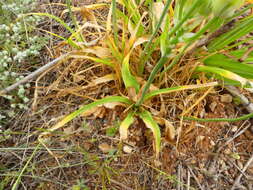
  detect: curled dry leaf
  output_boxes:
[127,87,138,102]
[132,36,150,49]
[153,117,176,141]
[93,106,106,118]
[103,102,125,109]
[81,106,100,117]
[92,74,116,85]
[196,135,205,144]
[81,46,111,58]
[164,119,176,141]
[81,106,105,118]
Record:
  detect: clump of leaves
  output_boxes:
[33,0,253,157]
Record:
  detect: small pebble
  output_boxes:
[231,125,238,133]
[123,145,133,154]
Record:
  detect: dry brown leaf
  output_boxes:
[103,102,125,109]
[153,117,176,141]
[93,106,106,118]
[132,36,150,49]
[92,74,115,85]
[81,106,100,117]
[82,47,111,58]
[164,120,176,141]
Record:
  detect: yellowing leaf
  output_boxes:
[39,96,132,140]
[144,82,218,101]
[139,110,161,158]
[196,66,251,87]
[92,74,115,85]
[119,111,135,140]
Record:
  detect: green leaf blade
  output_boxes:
[144,82,218,101]
[121,54,140,92]
[49,96,132,133]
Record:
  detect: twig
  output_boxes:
[225,85,253,113]
[110,179,133,190]
[187,169,191,190]
[187,166,205,190]
[0,53,69,95]
[231,152,253,190]
[177,163,182,190]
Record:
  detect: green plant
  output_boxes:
[0,0,47,124]
[36,0,253,157]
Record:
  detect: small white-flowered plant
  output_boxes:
[0,0,47,124]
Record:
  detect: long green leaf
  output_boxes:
[121,54,140,92]
[144,82,218,101]
[46,96,132,134]
[138,110,161,158]
[204,53,253,79]
[208,15,253,52]
[119,111,135,140]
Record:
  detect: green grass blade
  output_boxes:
[138,0,172,75]
[119,111,135,140]
[66,0,78,30]
[25,12,75,34]
[47,96,132,134]
[167,0,203,39]
[11,144,40,190]
[208,16,253,52]
[121,54,140,93]
[160,13,170,56]
[204,53,253,79]
[138,110,161,158]
[182,112,253,122]
[144,82,218,101]
[40,29,79,48]
[112,0,119,46]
